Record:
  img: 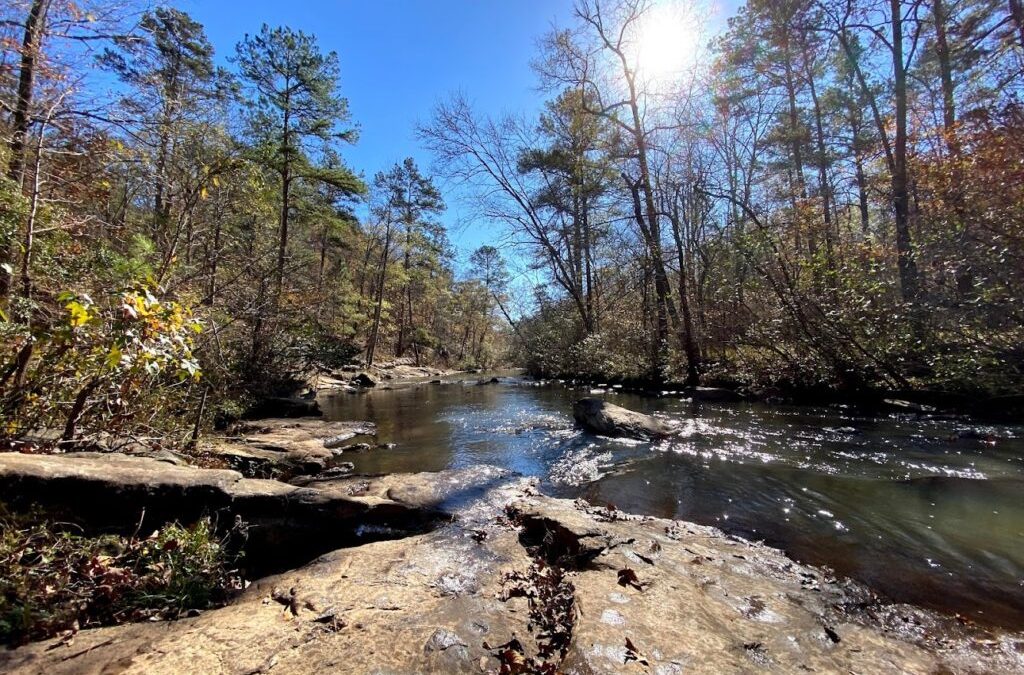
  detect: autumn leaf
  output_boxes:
[617,567,643,591]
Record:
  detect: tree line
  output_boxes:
[0,1,506,446]
[421,0,1024,397]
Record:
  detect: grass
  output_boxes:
[0,505,246,646]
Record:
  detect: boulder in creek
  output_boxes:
[573,397,677,440]
[3,486,1021,674]
[243,396,322,420]
[352,372,378,387]
[687,386,743,403]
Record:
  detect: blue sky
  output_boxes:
[181,1,738,272]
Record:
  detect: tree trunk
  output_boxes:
[2,0,50,298]
[932,0,958,152]
[890,0,920,301]
[854,147,870,234]
[61,378,100,444]
[366,224,392,367]
[668,201,701,386]
[802,44,836,274]
[276,97,291,299]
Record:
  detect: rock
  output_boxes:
[206,418,378,478]
[687,386,743,403]
[509,497,1024,675]
[287,464,356,486]
[332,442,372,454]
[982,394,1024,422]
[306,372,351,392]
[573,398,676,440]
[352,372,377,387]
[203,442,325,477]
[4,484,1021,674]
[0,490,537,674]
[0,452,441,578]
[326,465,515,514]
[750,385,786,403]
[244,397,322,420]
[122,447,190,466]
[512,498,633,566]
[883,398,936,414]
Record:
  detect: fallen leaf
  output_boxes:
[617,567,643,591]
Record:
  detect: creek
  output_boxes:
[320,373,1024,629]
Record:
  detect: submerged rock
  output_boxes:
[687,386,743,403]
[573,398,676,440]
[883,398,937,414]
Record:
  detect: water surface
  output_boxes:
[321,375,1024,628]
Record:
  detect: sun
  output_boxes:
[632,1,702,87]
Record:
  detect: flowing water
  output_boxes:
[320,373,1024,629]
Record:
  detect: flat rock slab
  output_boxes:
[205,418,378,476]
[509,498,1024,674]
[573,397,677,439]
[2,476,1021,674]
[0,452,440,577]
[325,465,516,516]
[0,528,537,675]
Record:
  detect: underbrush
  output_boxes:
[0,506,246,646]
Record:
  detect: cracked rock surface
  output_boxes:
[1,464,1022,674]
[203,418,379,476]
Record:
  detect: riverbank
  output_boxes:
[1,447,1021,673]
[527,369,1024,423]
[0,409,1019,671]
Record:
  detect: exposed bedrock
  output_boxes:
[1,465,1021,674]
[0,452,441,577]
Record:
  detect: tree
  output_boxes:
[379,158,446,361]
[469,245,523,343]
[234,24,363,298]
[536,0,688,380]
[518,89,613,334]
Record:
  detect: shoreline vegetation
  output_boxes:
[2,0,1023,670]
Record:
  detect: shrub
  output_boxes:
[0,287,202,446]
[0,507,244,646]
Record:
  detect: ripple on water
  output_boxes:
[550,444,615,486]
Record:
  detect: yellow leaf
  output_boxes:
[66,301,91,328]
[106,345,123,369]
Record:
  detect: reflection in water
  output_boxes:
[320,375,1024,628]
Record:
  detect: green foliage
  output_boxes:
[1,287,202,444]
[0,507,243,646]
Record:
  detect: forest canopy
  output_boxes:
[2,0,1024,448]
